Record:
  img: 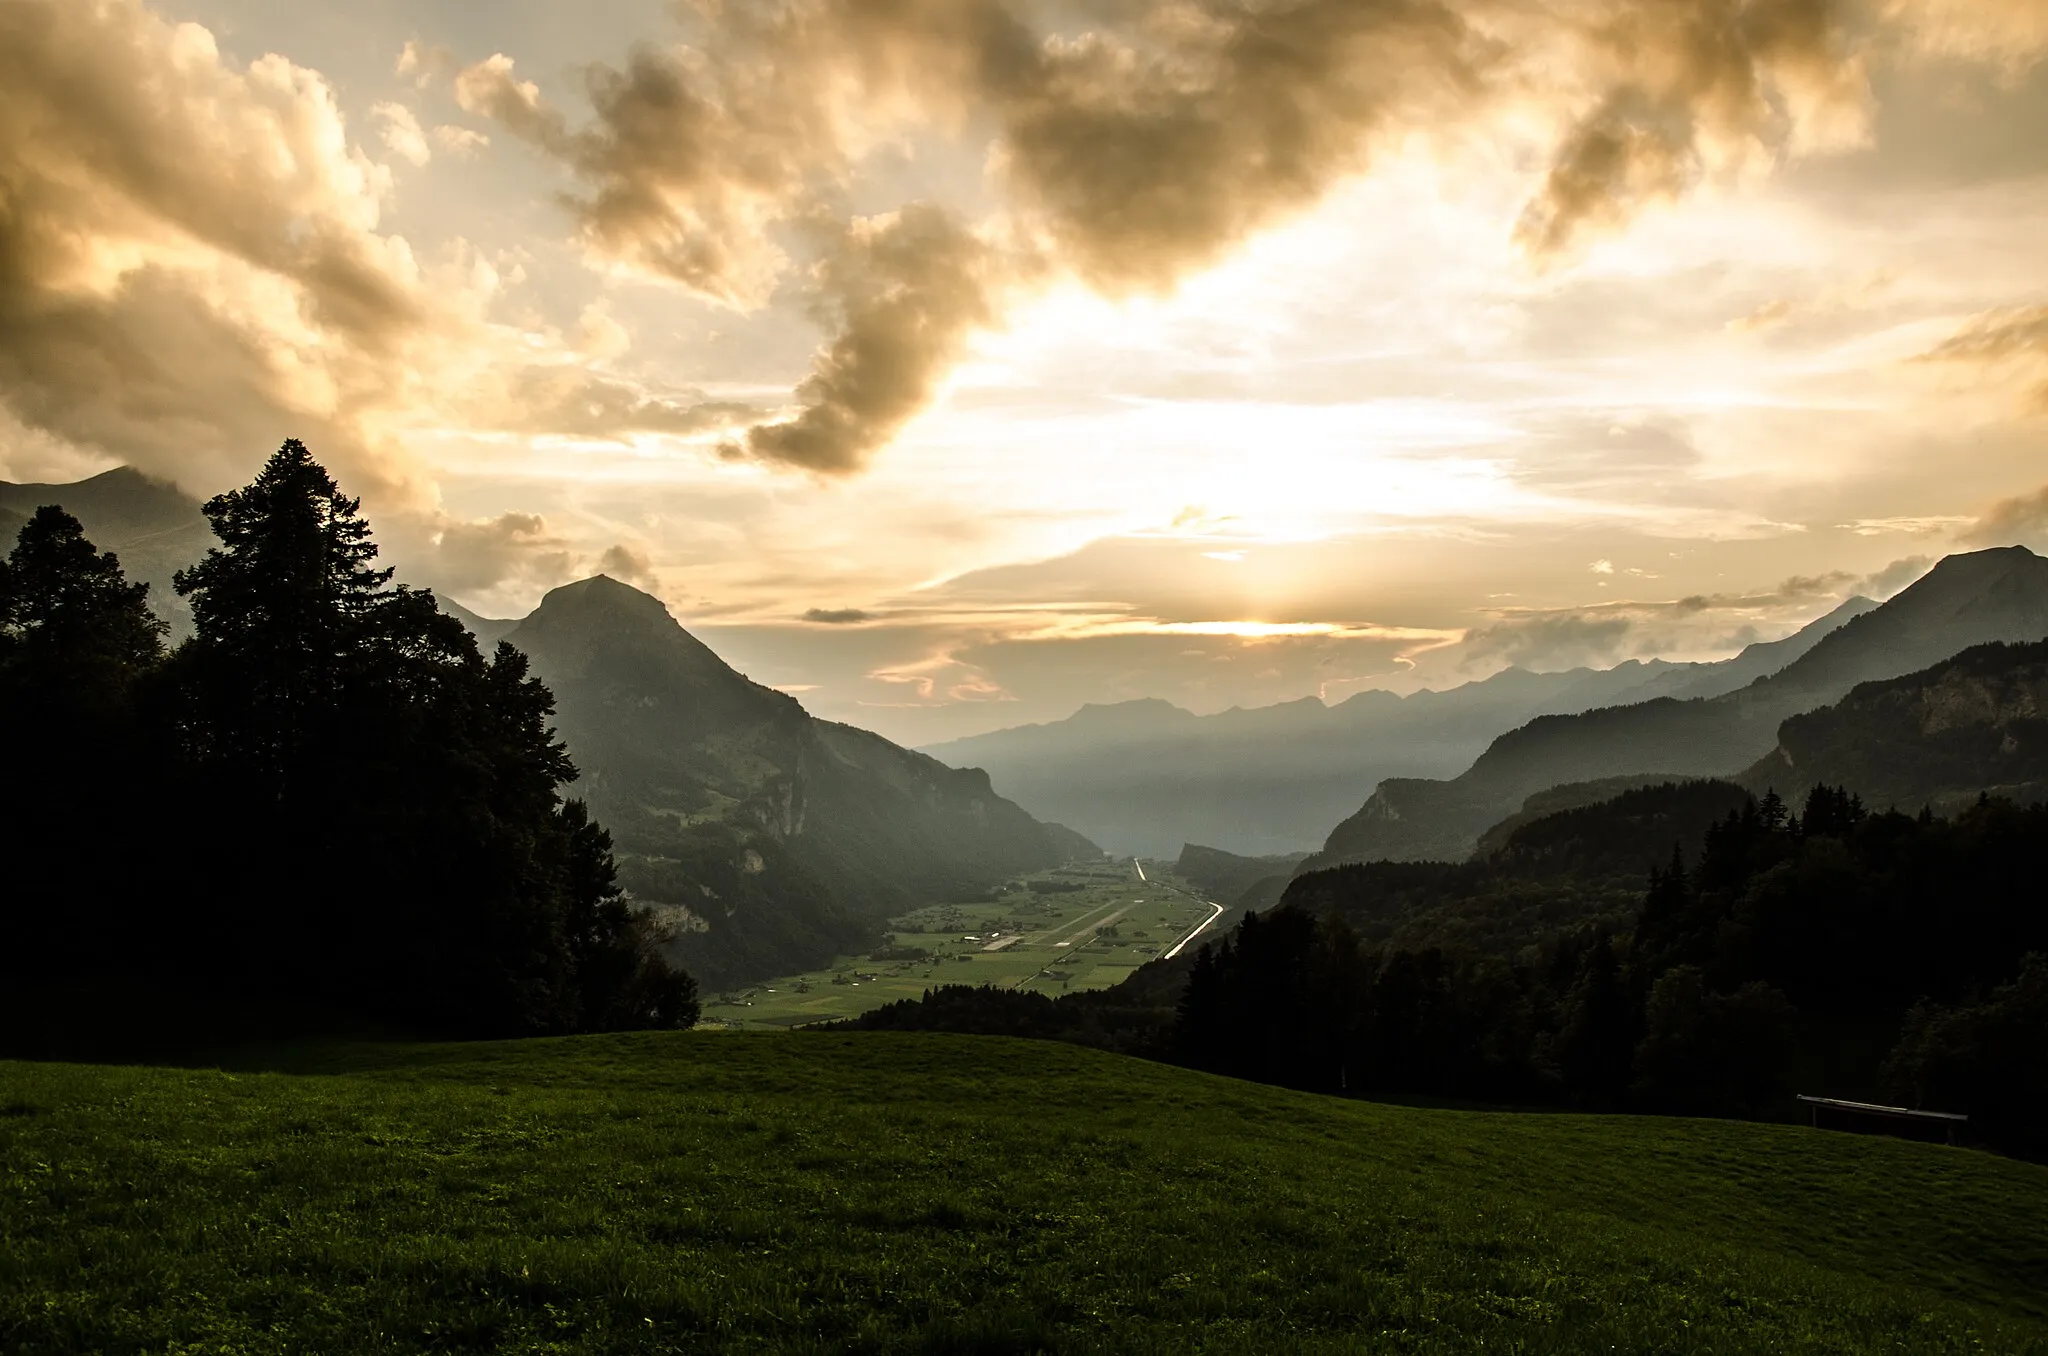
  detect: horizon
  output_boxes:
[2,0,2047,745]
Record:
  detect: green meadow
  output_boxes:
[4,1032,2046,1354]
[702,863,1220,1030]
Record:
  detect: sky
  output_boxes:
[2,0,2047,746]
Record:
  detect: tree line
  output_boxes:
[846,786,2048,1157]
[0,441,697,1036]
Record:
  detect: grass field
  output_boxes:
[702,862,1219,1030]
[4,1032,2046,1353]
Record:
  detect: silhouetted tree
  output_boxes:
[1553,933,1638,1105]
[154,439,694,1034]
[0,507,167,974]
[1887,956,2048,1159]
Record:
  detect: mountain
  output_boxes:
[1310,547,2048,867]
[463,577,1097,988]
[0,467,210,635]
[1742,638,2048,813]
[923,596,1871,858]
[1172,843,1307,918]
[439,597,520,647]
[1283,779,1756,959]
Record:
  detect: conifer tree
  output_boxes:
[0,507,166,974]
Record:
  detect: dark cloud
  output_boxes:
[1963,483,2048,548]
[803,607,877,624]
[454,43,822,306]
[739,205,1003,473]
[431,512,576,595]
[597,542,660,590]
[1514,0,1871,261]
[1856,553,1935,597]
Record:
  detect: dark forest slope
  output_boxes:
[1743,638,2048,813]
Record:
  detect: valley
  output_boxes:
[700,861,1222,1029]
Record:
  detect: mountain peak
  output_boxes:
[527,574,679,628]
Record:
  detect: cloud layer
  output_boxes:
[446,0,1906,475]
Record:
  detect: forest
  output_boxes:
[847,787,2048,1157]
[0,441,696,1036]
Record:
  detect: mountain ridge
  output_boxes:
[919,593,1876,857]
[1308,546,2048,869]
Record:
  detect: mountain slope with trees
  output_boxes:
[1742,637,2048,812]
[1311,547,2048,866]
[456,576,1098,990]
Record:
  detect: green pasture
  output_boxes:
[702,863,1219,1030]
[3,1032,2045,1353]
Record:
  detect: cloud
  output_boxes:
[597,542,659,590]
[803,607,876,624]
[1459,611,1638,669]
[1855,554,1934,597]
[1962,483,2048,548]
[431,511,576,596]
[1890,0,2048,73]
[0,0,453,502]
[1512,0,1874,262]
[474,365,751,441]
[373,101,432,167]
[454,45,811,307]
[1917,305,2048,411]
[433,124,490,156]
[441,0,1905,474]
[1451,565,1892,672]
[738,205,1008,473]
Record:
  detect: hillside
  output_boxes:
[486,576,1096,988]
[1284,779,1755,958]
[921,601,1864,858]
[1312,547,2048,866]
[0,466,209,635]
[1743,638,2048,812]
[4,1033,2045,1352]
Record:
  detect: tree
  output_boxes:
[1553,933,1638,1105]
[1887,956,2048,1159]
[1631,967,1796,1116]
[0,505,164,707]
[0,507,167,975]
[159,439,696,1034]
[172,438,399,794]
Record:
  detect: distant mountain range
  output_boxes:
[452,577,1096,988]
[921,595,1874,858]
[1307,546,2048,868]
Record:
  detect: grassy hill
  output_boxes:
[4,1034,2046,1353]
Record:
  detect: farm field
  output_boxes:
[3,1032,2046,1353]
[701,861,1221,1030]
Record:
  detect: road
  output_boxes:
[1163,901,1226,960]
